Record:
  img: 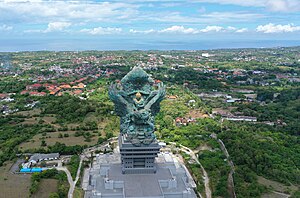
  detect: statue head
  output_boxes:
[121,66,154,94]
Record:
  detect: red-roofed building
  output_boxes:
[49,89,60,95]
[73,90,83,95]
[60,84,71,89]
[26,83,42,90]
[0,93,8,99]
[20,90,29,95]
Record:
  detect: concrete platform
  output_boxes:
[84,153,197,198]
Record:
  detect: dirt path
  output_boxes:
[213,136,236,198]
[179,144,212,198]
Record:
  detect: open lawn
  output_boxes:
[0,162,31,198]
[32,179,58,198]
[258,176,298,196]
[21,117,39,125]
[19,131,98,151]
[74,187,84,198]
[15,108,41,116]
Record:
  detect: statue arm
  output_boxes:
[109,84,131,116]
[145,82,165,114]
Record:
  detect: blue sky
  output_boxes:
[1,0,300,51]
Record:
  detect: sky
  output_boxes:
[1,0,300,51]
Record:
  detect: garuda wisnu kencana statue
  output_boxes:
[109,66,165,146]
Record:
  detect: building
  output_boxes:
[26,83,42,90]
[29,91,47,97]
[224,116,257,122]
[119,134,160,174]
[83,152,197,198]
[28,153,60,164]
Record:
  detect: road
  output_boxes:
[57,155,83,198]
[56,166,74,198]
[59,138,117,198]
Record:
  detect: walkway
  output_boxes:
[179,144,212,198]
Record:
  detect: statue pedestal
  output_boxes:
[119,134,160,174]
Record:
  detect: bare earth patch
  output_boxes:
[187,110,209,119]
[0,162,31,198]
[32,179,58,198]
[19,131,98,151]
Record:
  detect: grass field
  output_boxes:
[74,187,84,198]
[15,109,41,116]
[258,176,298,196]
[0,162,31,198]
[32,179,58,198]
[19,130,98,151]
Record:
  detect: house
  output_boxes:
[29,153,60,164]
[20,90,29,95]
[49,88,60,95]
[73,90,83,95]
[224,116,257,122]
[60,84,71,89]
[0,93,8,99]
[26,83,42,90]
[175,117,195,126]
[167,95,177,100]
[77,83,86,88]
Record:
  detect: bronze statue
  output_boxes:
[109,66,165,146]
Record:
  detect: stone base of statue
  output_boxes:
[119,134,160,174]
[83,144,197,198]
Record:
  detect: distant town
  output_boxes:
[0,47,299,198]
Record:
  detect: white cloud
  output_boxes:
[0,24,13,31]
[256,23,300,33]
[200,25,223,32]
[236,28,248,33]
[266,0,300,12]
[129,29,156,34]
[194,0,300,12]
[0,1,139,23]
[129,25,250,34]
[80,27,122,35]
[150,11,263,24]
[227,26,236,31]
[200,11,264,22]
[24,21,71,33]
[159,26,199,34]
[45,22,71,32]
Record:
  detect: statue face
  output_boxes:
[135,92,142,101]
[133,92,145,107]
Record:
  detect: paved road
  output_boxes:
[71,156,83,197]
[63,138,116,198]
[56,166,74,198]
[56,156,83,198]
